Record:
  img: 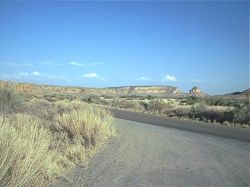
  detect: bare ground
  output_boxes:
[53,118,249,187]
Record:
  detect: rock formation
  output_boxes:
[189,86,205,97]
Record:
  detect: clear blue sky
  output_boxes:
[0,1,249,94]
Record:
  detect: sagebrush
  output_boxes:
[0,87,114,186]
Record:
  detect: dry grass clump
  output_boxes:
[111,99,144,112]
[25,99,75,122]
[54,103,114,148]
[0,87,115,186]
[0,114,63,187]
[0,86,23,115]
[147,99,172,114]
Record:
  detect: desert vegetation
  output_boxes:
[41,89,249,128]
[80,94,249,128]
[0,81,249,185]
[0,84,115,186]
[4,79,248,128]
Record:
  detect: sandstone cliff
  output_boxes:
[1,80,209,98]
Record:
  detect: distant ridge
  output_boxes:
[0,79,248,99]
[105,85,176,89]
[216,88,250,100]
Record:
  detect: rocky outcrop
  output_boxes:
[189,86,205,97]
[1,80,210,98]
[103,86,182,97]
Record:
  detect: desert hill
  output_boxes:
[0,79,249,100]
[5,80,249,99]
[0,80,184,97]
[220,88,250,100]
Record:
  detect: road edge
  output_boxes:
[110,108,250,142]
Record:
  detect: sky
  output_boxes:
[0,1,249,95]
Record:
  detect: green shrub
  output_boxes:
[43,93,77,102]
[203,97,247,107]
[232,104,249,123]
[190,103,206,119]
[120,95,139,100]
[146,95,155,100]
[223,103,249,124]
[140,101,149,111]
[100,95,114,99]
[80,95,100,104]
[185,96,201,105]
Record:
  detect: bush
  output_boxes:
[185,96,201,105]
[146,95,155,100]
[147,100,171,114]
[222,121,230,126]
[43,93,77,102]
[24,99,76,123]
[80,95,100,104]
[111,99,144,112]
[203,97,247,107]
[0,100,115,186]
[25,99,57,121]
[190,103,206,119]
[232,104,249,123]
[0,114,63,187]
[53,103,114,148]
[172,108,190,118]
[0,87,23,115]
[120,95,139,100]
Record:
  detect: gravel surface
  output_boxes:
[54,118,249,187]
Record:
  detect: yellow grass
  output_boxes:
[54,102,114,148]
[0,114,62,187]
[0,101,114,186]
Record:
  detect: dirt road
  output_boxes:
[55,118,249,187]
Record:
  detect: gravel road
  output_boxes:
[54,118,249,187]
